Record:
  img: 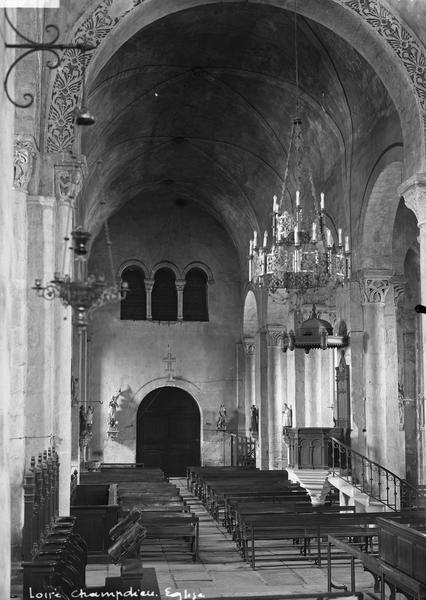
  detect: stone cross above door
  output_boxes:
[163,347,176,380]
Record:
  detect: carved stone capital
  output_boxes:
[145,278,155,292]
[54,158,87,206]
[175,279,186,292]
[398,173,426,226]
[266,325,285,348]
[243,337,256,355]
[390,274,407,306]
[359,270,392,304]
[14,135,37,191]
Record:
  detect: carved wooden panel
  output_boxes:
[335,351,351,429]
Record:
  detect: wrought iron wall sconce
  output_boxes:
[3,8,95,111]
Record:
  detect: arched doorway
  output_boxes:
[136,387,201,476]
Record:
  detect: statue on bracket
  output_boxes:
[107,389,122,440]
[216,403,227,430]
[398,382,405,431]
[250,405,259,437]
[283,403,293,429]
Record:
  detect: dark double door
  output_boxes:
[136,387,200,477]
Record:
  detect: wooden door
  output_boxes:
[137,387,200,476]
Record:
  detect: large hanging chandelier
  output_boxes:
[248,119,351,295]
[33,225,128,329]
[248,3,350,297]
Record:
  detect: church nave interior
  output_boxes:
[2,0,426,598]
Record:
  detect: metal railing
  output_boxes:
[329,436,425,511]
[230,433,256,468]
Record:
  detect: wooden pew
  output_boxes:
[22,450,88,599]
[242,511,425,570]
[327,517,426,599]
[70,483,119,562]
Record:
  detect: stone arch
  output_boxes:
[182,261,214,283]
[135,384,201,475]
[118,258,149,279]
[359,161,403,270]
[46,0,425,174]
[150,260,182,280]
[243,289,259,338]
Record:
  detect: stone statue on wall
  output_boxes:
[283,403,293,428]
[86,406,94,435]
[108,391,120,429]
[398,382,405,431]
[250,405,259,436]
[216,403,227,430]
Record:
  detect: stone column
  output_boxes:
[266,326,285,470]
[52,161,84,513]
[243,337,256,437]
[256,328,269,469]
[27,194,56,458]
[360,271,391,465]
[399,174,426,483]
[10,135,34,557]
[385,277,406,477]
[145,278,154,320]
[176,279,186,320]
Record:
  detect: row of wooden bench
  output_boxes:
[115,476,199,562]
[187,466,426,571]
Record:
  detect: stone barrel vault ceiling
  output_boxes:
[81,3,400,265]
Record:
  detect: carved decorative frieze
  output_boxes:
[341,0,426,132]
[14,135,37,191]
[45,0,426,154]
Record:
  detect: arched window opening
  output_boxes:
[120,267,146,320]
[152,268,177,321]
[183,268,208,321]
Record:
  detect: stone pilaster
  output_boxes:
[176,279,186,321]
[266,326,285,470]
[243,337,256,437]
[399,174,426,483]
[360,270,391,465]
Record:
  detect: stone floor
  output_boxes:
[11,477,378,599]
[85,478,377,598]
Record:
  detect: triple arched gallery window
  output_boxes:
[120,264,210,322]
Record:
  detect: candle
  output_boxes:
[249,240,253,255]
[296,190,300,207]
[344,235,350,253]
[320,193,325,211]
[326,229,332,247]
[263,230,268,249]
[294,226,299,245]
[338,228,342,246]
[312,222,317,242]
[253,231,258,248]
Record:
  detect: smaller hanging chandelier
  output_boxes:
[33,226,128,329]
[248,118,351,295]
[282,305,349,354]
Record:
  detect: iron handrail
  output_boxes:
[328,436,424,511]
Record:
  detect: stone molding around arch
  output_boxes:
[133,377,204,421]
[45,0,426,168]
[118,258,149,278]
